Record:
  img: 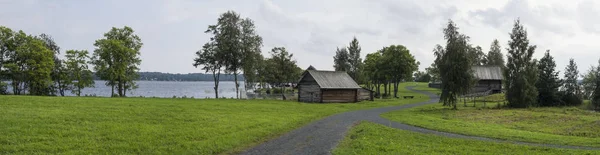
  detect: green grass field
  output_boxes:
[0,82,424,154]
[382,83,600,147]
[333,122,599,155]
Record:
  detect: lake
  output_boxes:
[5,81,246,98]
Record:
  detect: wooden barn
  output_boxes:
[471,66,503,93]
[297,69,372,103]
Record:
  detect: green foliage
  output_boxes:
[53,60,71,96]
[505,19,538,108]
[333,47,350,72]
[38,34,65,96]
[0,82,8,95]
[362,52,384,95]
[380,45,418,98]
[582,66,598,100]
[65,50,94,96]
[347,37,363,82]
[425,45,444,83]
[467,45,486,66]
[437,20,475,109]
[562,58,583,106]
[536,50,562,106]
[91,26,142,97]
[200,11,263,98]
[413,71,431,82]
[194,42,223,98]
[262,47,301,100]
[485,39,505,66]
[2,30,55,96]
[334,122,597,155]
[592,60,600,110]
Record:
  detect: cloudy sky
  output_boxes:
[2,0,599,74]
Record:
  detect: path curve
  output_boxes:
[241,86,600,155]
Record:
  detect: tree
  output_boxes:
[38,33,67,96]
[347,37,363,82]
[91,26,142,97]
[194,42,223,98]
[581,66,598,100]
[437,20,475,109]
[414,71,431,82]
[426,45,445,83]
[206,11,262,99]
[363,52,384,96]
[562,58,582,106]
[53,61,71,96]
[592,59,600,110]
[65,50,94,96]
[4,32,55,95]
[380,45,418,98]
[485,39,505,66]
[239,18,263,93]
[266,47,298,100]
[536,50,561,106]
[0,26,14,94]
[505,19,538,108]
[467,45,486,66]
[333,47,350,72]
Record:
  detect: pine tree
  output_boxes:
[505,19,538,108]
[562,58,582,106]
[347,37,362,81]
[536,50,561,106]
[485,39,505,67]
[333,47,350,72]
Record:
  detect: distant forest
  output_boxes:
[92,72,245,81]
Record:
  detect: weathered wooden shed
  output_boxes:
[297,70,371,103]
[472,66,503,93]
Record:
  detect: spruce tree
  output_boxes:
[536,50,561,107]
[562,58,582,106]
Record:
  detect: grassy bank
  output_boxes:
[333,122,599,154]
[382,93,600,147]
[0,83,425,154]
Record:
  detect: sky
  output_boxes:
[1,0,600,74]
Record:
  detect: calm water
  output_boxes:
[5,81,246,98]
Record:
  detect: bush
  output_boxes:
[559,91,583,106]
[0,82,8,95]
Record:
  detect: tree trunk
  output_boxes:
[281,86,286,100]
[393,80,399,98]
[234,72,239,99]
[118,79,124,97]
[111,83,114,97]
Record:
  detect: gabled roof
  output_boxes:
[306,65,317,70]
[302,70,361,89]
[472,66,503,80]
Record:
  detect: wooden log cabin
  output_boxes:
[471,66,503,93]
[297,68,372,103]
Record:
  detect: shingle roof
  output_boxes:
[472,66,503,80]
[305,70,361,89]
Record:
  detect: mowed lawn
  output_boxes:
[0,83,426,154]
[333,122,599,155]
[382,87,600,147]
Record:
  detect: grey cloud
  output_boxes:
[469,0,575,36]
[576,0,600,34]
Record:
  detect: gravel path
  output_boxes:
[241,86,600,155]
